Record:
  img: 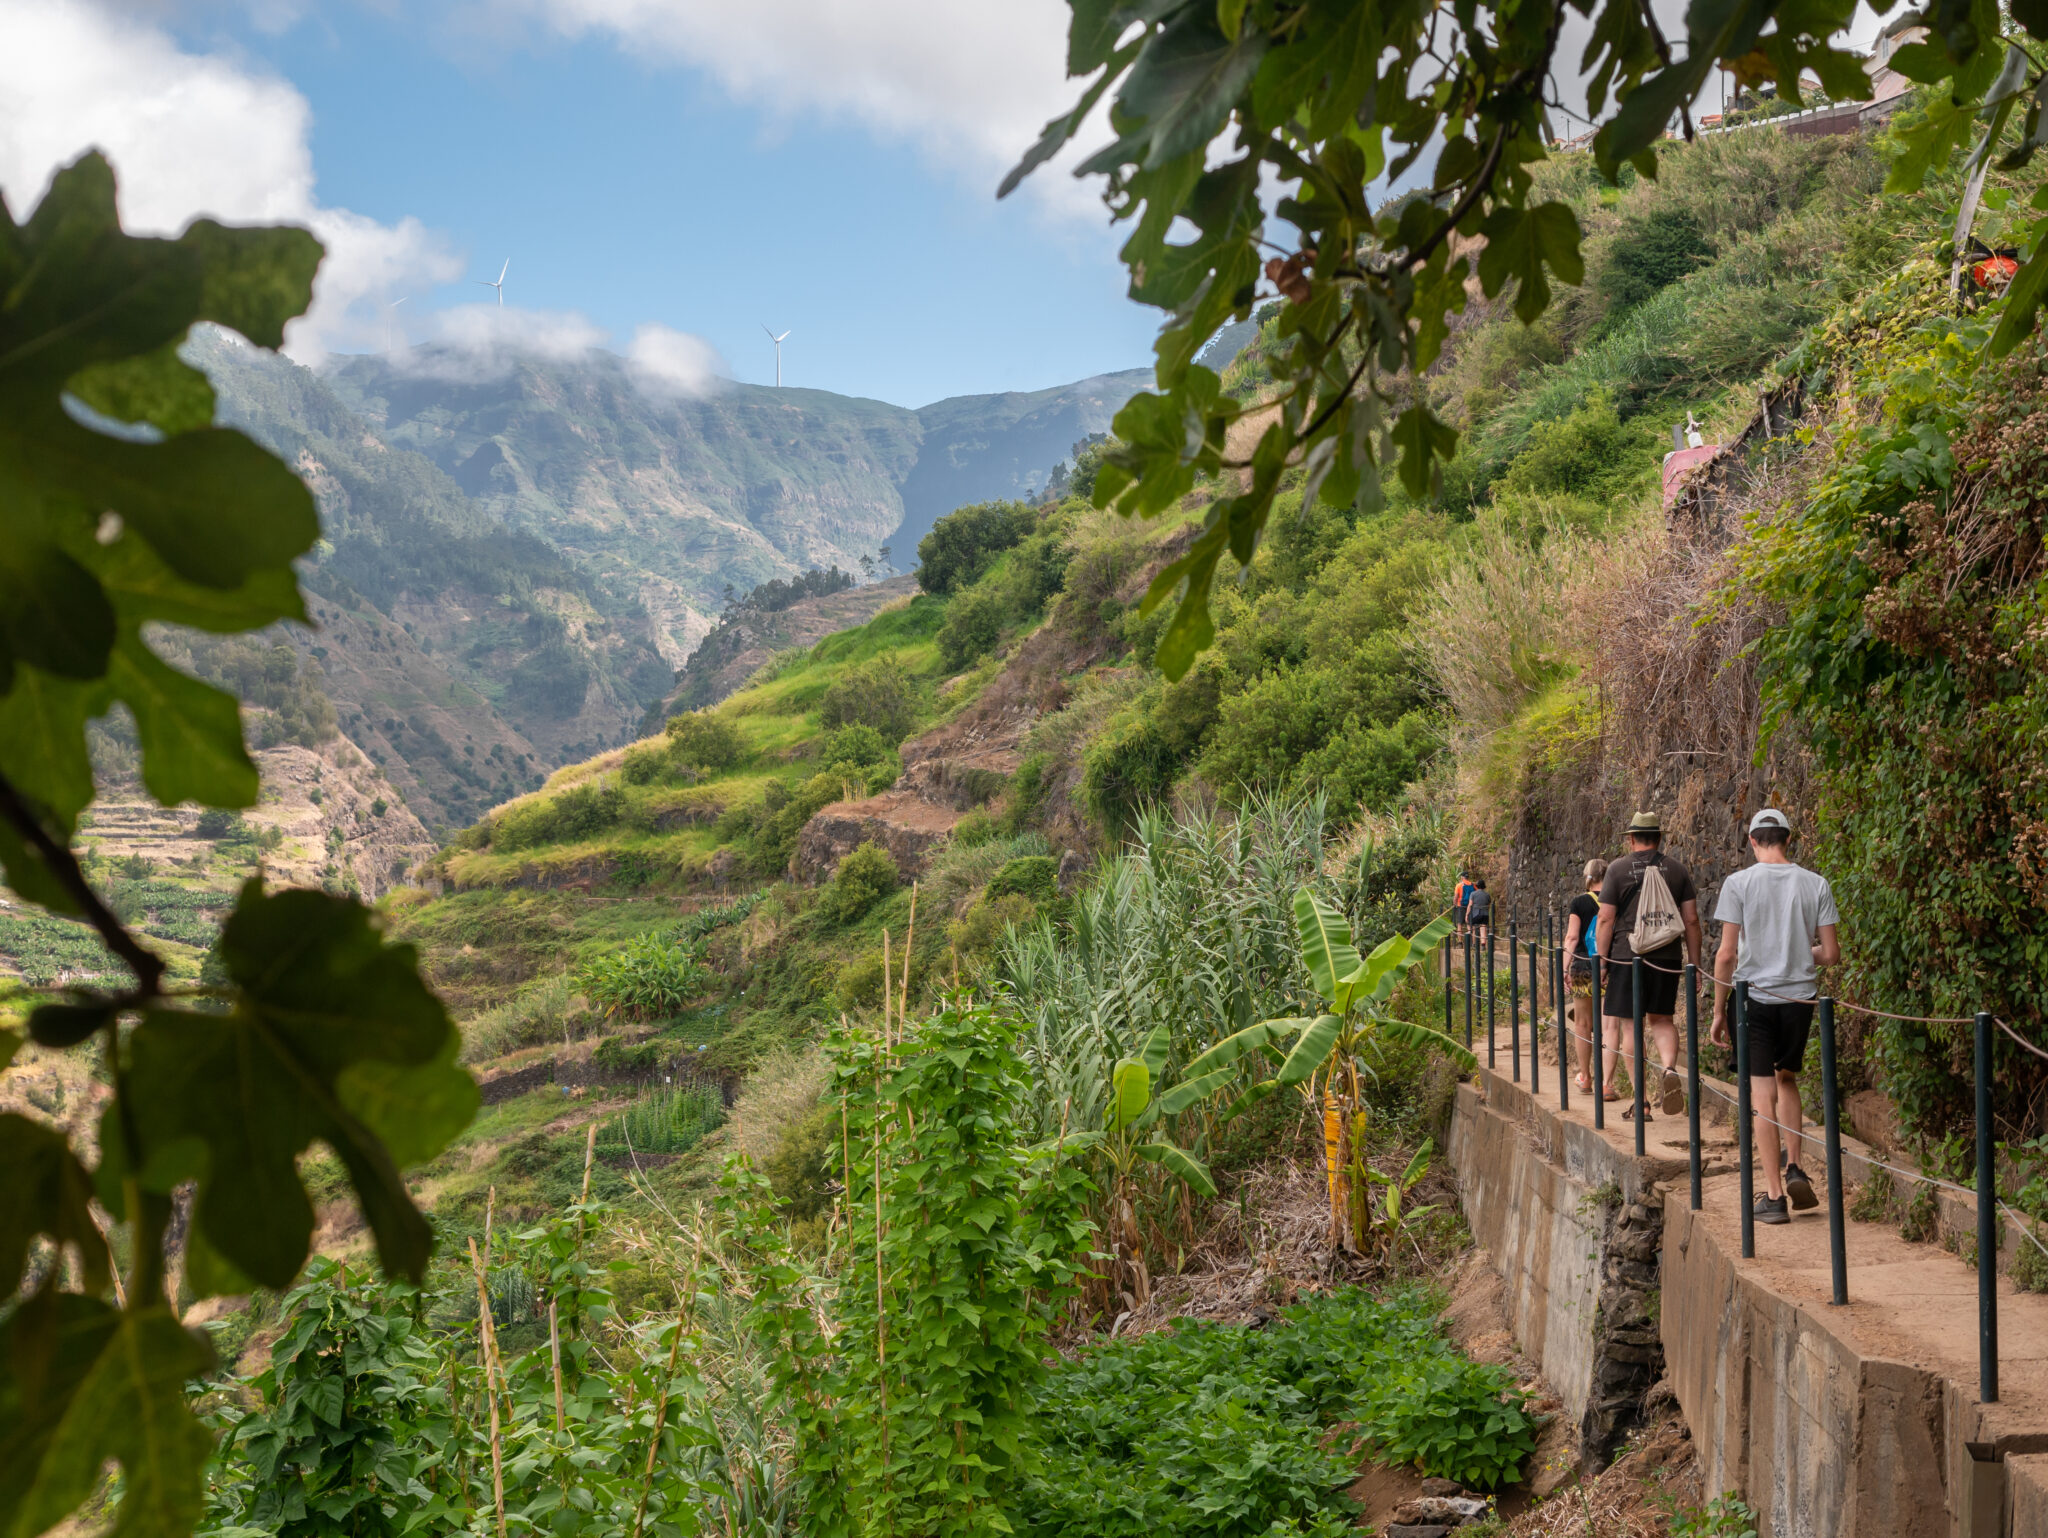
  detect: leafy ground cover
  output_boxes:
[1017,1289,1537,1538]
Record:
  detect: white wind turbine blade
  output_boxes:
[497,258,510,283]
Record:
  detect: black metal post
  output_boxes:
[1487,928,1497,1068]
[1509,922,1521,1082]
[1528,939,1540,1094]
[1820,996,1846,1305]
[1444,943,1453,1041]
[1631,957,1646,1156]
[1464,932,1474,1050]
[1978,1010,1998,1403]
[1737,982,1754,1259]
[1591,958,1605,1130]
[1686,963,1702,1212]
[1555,947,1569,1112]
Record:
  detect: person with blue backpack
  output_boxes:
[1560,858,1609,1095]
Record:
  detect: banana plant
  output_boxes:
[1350,1133,1441,1264]
[1041,1022,1221,1309]
[1183,890,1471,1246]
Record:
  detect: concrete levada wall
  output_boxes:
[1447,1066,2046,1537]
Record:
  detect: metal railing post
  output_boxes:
[1631,956,1646,1157]
[1487,926,1497,1068]
[1555,946,1569,1112]
[1737,981,1754,1259]
[1978,1010,1999,1403]
[1509,920,1520,1081]
[1591,958,1605,1130]
[1464,932,1474,1050]
[1820,996,1846,1304]
[1686,963,1701,1212]
[1444,939,1453,1041]
[1528,938,1540,1094]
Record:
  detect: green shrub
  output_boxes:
[1496,387,1644,502]
[493,780,625,851]
[951,808,996,847]
[917,499,1036,594]
[937,581,1009,671]
[1081,709,1181,826]
[1598,208,1711,317]
[818,657,919,742]
[591,1034,663,1074]
[664,710,743,772]
[576,932,709,1021]
[946,893,1037,963]
[764,1102,839,1220]
[834,952,889,1011]
[739,772,848,876]
[195,808,247,840]
[820,723,890,775]
[818,841,899,925]
[986,855,1058,904]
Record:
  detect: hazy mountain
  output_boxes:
[890,369,1154,558]
[186,333,1147,824]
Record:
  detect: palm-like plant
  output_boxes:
[1044,1022,1221,1311]
[1186,890,1471,1247]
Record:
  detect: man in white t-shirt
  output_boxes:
[1709,808,1841,1226]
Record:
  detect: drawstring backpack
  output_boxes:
[1631,856,1685,954]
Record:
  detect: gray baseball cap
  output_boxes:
[1748,808,1791,834]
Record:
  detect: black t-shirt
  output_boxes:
[1567,893,1599,967]
[1597,850,1697,962]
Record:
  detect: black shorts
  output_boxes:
[1601,945,1683,1018]
[1744,999,1814,1076]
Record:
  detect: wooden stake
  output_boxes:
[467,1238,507,1538]
[549,1299,565,1434]
[899,882,917,1030]
[630,1314,688,1538]
[881,928,892,1050]
[580,1120,597,1205]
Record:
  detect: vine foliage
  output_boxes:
[0,154,475,1538]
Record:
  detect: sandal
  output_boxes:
[1574,1072,1593,1093]
[1621,1103,1653,1122]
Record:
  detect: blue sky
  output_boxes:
[3,0,1158,407]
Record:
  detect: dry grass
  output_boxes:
[1505,1403,1703,1537]
[727,1045,830,1169]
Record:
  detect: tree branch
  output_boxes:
[0,768,165,999]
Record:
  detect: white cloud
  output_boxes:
[393,303,610,380]
[626,322,725,397]
[509,0,1102,216]
[0,0,461,361]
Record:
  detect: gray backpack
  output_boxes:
[1631,858,1685,953]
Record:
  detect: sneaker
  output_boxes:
[1660,1067,1685,1117]
[1754,1193,1790,1225]
[1784,1163,1819,1211]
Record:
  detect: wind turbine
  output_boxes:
[763,324,791,387]
[475,258,509,307]
[385,296,407,354]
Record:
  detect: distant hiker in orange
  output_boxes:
[1453,871,1476,938]
[1710,808,1841,1227]
[1559,858,1610,1096]
[1596,813,1702,1123]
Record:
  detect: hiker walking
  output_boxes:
[1466,878,1493,954]
[1453,871,1476,938]
[1559,859,1610,1096]
[1709,808,1841,1226]
[1595,813,1702,1123]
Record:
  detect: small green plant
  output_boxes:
[2014,1222,2048,1293]
[816,840,898,924]
[1900,1180,1941,1244]
[1658,1490,1760,1538]
[1350,1133,1440,1262]
[591,1034,664,1075]
[986,854,1058,903]
[575,932,709,1021]
[1849,1168,1896,1224]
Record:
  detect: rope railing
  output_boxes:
[1436,906,2041,1405]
